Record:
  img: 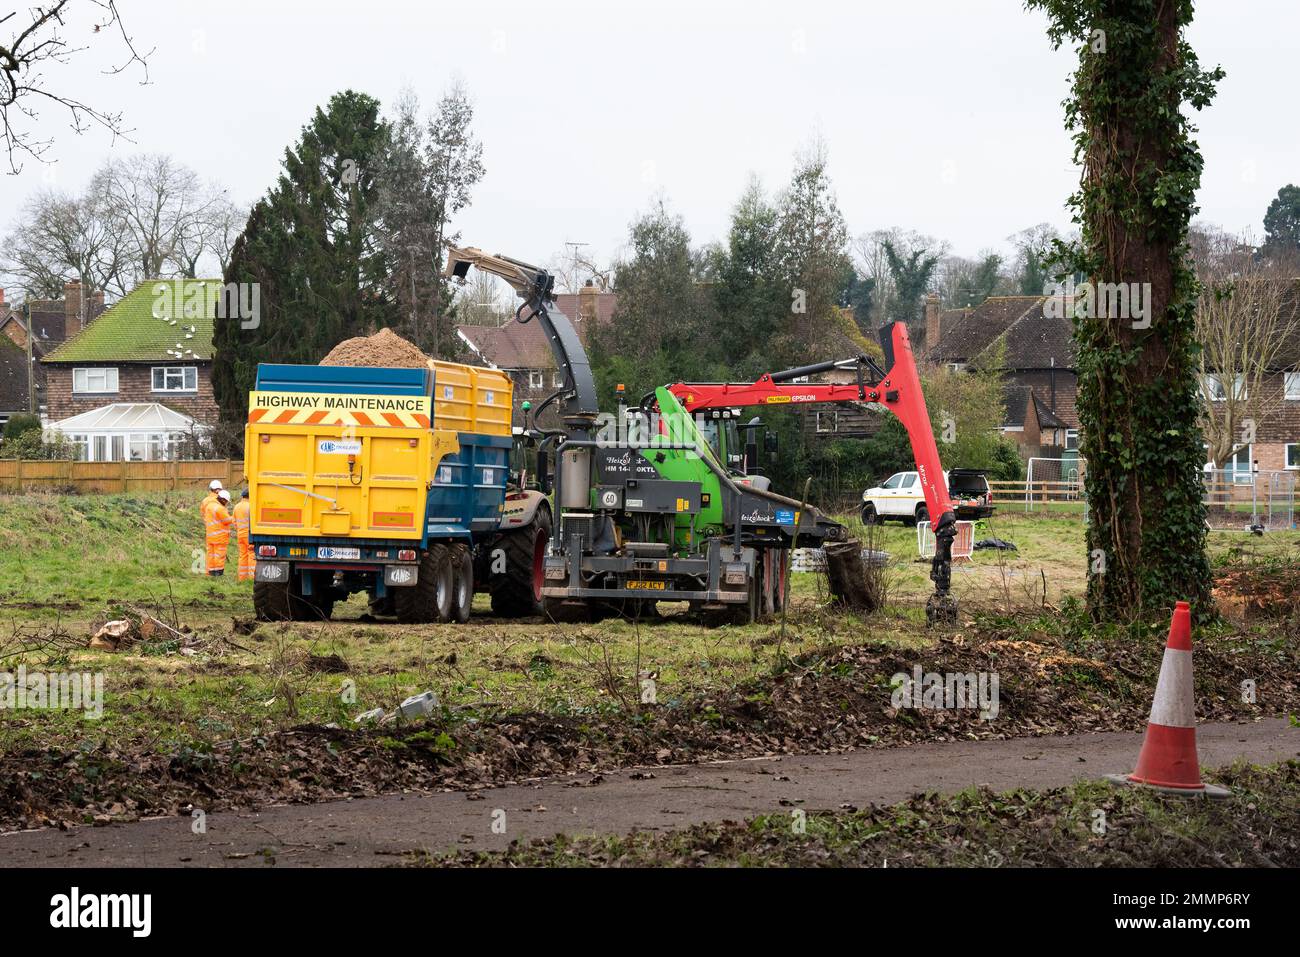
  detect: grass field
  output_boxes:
[0,490,1295,766]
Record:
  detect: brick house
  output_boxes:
[456,284,616,427]
[42,279,221,461]
[1201,278,1300,477]
[925,292,1080,458]
[0,281,107,421]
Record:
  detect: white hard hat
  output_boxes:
[217,489,231,503]
[209,479,224,491]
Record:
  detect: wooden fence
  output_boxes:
[0,459,246,494]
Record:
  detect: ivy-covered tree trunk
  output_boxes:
[1029,0,1222,621]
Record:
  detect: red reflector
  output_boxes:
[398,549,417,561]
[261,434,270,443]
[257,545,277,557]
[409,438,418,447]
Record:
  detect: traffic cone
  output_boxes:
[1104,601,1231,799]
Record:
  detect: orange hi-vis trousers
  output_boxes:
[204,500,233,574]
[233,500,253,581]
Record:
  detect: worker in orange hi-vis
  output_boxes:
[202,479,223,520]
[233,488,253,581]
[205,489,234,577]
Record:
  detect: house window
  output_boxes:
[528,370,544,389]
[73,367,119,394]
[816,411,838,433]
[1065,428,1079,451]
[1223,444,1254,484]
[1203,374,1245,402]
[1287,444,1299,470]
[1285,373,1300,401]
[553,370,565,388]
[152,366,198,392]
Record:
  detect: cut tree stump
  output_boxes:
[825,541,880,613]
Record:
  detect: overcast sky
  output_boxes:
[2,0,1295,276]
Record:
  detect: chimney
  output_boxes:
[64,279,83,340]
[578,280,599,326]
[91,289,105,319]
[0,287,6,305]
[924,293,942,348]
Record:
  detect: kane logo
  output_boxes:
[49,888,152,937]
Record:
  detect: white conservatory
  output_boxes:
[49,403,202,462]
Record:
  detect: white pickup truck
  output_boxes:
[861,469,994,525]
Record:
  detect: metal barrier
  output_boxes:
[917,520,975,560]
[1202,469,1296,530]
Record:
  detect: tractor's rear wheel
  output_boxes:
[490,508,551,618]
[396,544,454,624]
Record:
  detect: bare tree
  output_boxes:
[93,153,219,283]
[1,184,121,299]
[173,188,243,278]
[547,244,613,293]
[0,1,151,173]
[1193,227,1300,467]
[455,271,511,326]
[425,80,484,350]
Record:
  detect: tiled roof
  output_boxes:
[457,290,615,371]
[1032,393,1070,430]
[929,295,1076,370]
[43,280,219,364]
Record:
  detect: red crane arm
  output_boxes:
[663,322,954,522]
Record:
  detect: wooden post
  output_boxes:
[122,459,130,494]
[14,458,22,494]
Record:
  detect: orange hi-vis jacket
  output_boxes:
[204,499,233,573]
[233,499,253,581]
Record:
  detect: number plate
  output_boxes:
[317,547,361,560]
[627,580,666,591]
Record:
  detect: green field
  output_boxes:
[0,490,1295,769]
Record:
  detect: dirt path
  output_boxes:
[2,719,1294,867]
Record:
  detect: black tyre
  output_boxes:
[255,572,332,621]
[490,508,551,618]
[254,579,292,621]
[450,543,473,624]
[861,503,882,526]
[368,594,396,618]
[915,504,929,526]
[396,544,454,624]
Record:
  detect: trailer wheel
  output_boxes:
[490,507,551,618]
[449,543,473,624]
[396,544,454,624]
[254,580,292,621]
[255,573,332,622]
